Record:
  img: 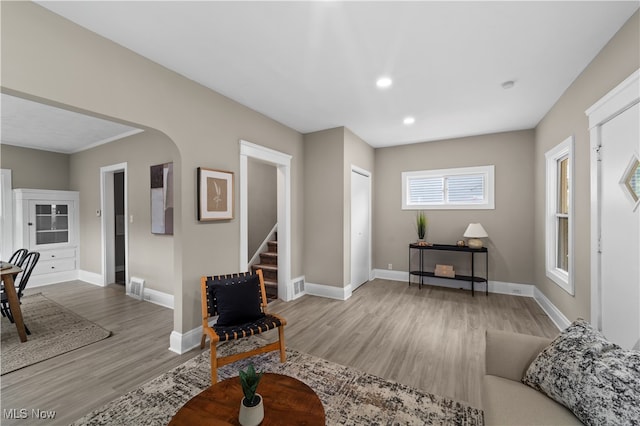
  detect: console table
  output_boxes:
[409,243,488,296]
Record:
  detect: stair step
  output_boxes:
[259,251,278,265]
[267,240,278,253]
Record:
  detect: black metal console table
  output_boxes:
[408,243,488,296]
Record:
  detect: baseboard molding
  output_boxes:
[29,270,80,287]
[169,327,202,354]
[142,287,174,309]
[373,269,532,296]
[304,282,353,300]
[533,287,571,331]
[78,270,104,286]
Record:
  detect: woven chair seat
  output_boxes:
[213,314,283,342]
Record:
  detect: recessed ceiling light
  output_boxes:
[403,116,415,125]
[376,77,392,89]
[501,80,515,89]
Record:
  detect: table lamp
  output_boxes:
[464,223,488,249]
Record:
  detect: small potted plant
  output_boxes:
[416,211,428,245]
[238,364,264,426]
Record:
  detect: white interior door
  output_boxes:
[599,102,640,350]
[351,168,371,290]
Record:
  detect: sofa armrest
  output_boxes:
[485,329,552,382]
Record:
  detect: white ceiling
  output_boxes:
[1,94,142,154]
[4,1,639,152]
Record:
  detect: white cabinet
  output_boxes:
[14,189,80,286]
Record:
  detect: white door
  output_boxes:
[351,168,371,290]
[599,101,640,350]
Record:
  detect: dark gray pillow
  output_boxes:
[214,276,264,326]
[522,319,640,425]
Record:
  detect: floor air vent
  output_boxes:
[293,278,305,295]
[127,277,145,300]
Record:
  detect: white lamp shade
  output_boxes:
[463,223,488,238]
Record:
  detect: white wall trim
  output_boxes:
[544,136,575,295]
[586,69,640,332]
[304,282,353,301]
[78,269,104,286]
[375,268,550,297]
[100,163,128,287]
[586,69,640,129]
[28,270,79,287]
[169,328,202,354]
[240,139,293,301]
[533,287,571,331]
[143,287,174,309]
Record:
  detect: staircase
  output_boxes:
[251,237,278,300]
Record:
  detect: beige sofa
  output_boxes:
[482,329,582,425]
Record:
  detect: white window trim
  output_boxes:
[402,165,495,210]
[545,136,574,295]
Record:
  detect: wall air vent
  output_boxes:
[293,278,305,295]
[127,276,145,300]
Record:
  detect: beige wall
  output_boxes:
[248,158,277,259]
[70,130,178,295]
[0,144,70,190]
[303,127,375,289]
[303,127,344,287]
[1,2,304,333]
[533,10,640,322]
[374,130,535,284]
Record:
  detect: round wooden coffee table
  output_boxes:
[169,373,325,425]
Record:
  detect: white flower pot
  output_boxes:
[239,394,264,426]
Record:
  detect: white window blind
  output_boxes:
[402,165,495,210]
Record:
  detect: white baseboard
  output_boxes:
[78,270,104,286]
[169,327,202,354]
[142,287,174,309]
[533,287,571,331]
[304,282,353,300]
[28,270,80,287]
[373,269,531,296]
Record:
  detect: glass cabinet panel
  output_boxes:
[35,203,70,245]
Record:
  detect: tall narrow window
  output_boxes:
[546,137,574,294]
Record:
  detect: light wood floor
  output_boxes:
[1,279,559,424]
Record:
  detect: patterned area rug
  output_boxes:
[73,336,483,425]
[1,293,112,375]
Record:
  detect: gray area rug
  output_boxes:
[73,336,483,425]
[1,293,112,375]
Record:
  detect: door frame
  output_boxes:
[100,162,129,286]
[350,165,372,290]
[587,69,639,331]
[239,140,292,301]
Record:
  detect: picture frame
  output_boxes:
[197,167,234,221]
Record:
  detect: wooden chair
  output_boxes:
[200,269,286,383]
[1,251,40,334]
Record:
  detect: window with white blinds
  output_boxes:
[402,165,495,210]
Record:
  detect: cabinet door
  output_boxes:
[29,200,75,248]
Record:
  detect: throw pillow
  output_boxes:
[522,318,640,425]
[214,275,265,326]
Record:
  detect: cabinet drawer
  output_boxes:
[33,258,76,275]
[38,248,76,261]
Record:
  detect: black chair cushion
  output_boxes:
[214,275,265,326]
[213,314,283,342]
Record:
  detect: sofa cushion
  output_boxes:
[483,375,581,425]
[522,319,640,425]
